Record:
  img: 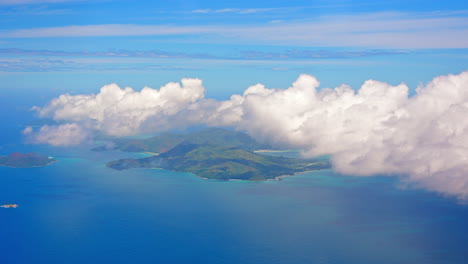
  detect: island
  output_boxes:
[107,142,330,181]
[1,204,18,208]
[0,152,56,168]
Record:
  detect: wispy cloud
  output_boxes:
[0,48,213,59]
[0,24,216,38]
[1,12,466,48]
[1,5,69,15]
[191,9,210,14]
[0,57,201,72]
[191,7,277,15]
[0,53,379,72]
[0,48,406,60]
[240,49,408,60]
[0,0,84,5]
[189,4,375,15]
[0,57,73,72]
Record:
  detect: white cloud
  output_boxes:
[35,78,205,136]
[225,71,468,199]
[23,123,90,146]
[32,71,468,199]
[1,12,467,48]
[191,7,277,15]
[191,9,210,14]
[22,126,33,134]
[0,24,217,38]
[214,8,238,13]
[0,0,83,5]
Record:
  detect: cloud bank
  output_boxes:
[30,71,468,199]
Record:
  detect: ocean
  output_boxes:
[1,101,468,264]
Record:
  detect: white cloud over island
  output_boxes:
[28,71,468,199]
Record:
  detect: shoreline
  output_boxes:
[142,152,159,156]
[111,165,327,182]
[270,168,331,181]
[254,149,295,153]
[198,168,329,182]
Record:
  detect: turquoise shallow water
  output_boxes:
[2,146,468,264]
[1,106,468,264]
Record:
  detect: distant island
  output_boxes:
[1,204,18,208]
[104,128,331,180]
[107,141,330,181]
[0,152,56,168]
[94,127,272,153]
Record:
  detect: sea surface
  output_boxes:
[1,101,468,264]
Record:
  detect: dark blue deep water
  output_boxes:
[1,99,468,264]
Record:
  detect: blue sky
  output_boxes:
[0,0,467,99]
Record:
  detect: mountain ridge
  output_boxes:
[95,127,271,153]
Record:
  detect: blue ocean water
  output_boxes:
[1,102,468,264]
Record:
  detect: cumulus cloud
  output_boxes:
[214,72,468,198]
[31,71,468,198]
[35,78,205,136]
[23,123,90,146]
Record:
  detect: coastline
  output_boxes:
[270,168,331,181]
[254,149,295,153]
[143,152,160,156]
[198,168,329,182]
[110,165,328,182]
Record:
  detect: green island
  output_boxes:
[0,152,56,168]
[106,130,331,181]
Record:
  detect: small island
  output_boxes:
[1,204,18,208]
[107,142,330,181]
[0,152,56,168]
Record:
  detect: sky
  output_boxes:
[0,0,467,98]
[2,0,468,199]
